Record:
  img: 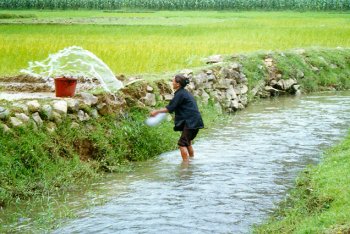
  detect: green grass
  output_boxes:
[230,47,350,94]
[0,110,176,232]
[0,10,349,77]
[0,109,173,206]
[254,131,350,233]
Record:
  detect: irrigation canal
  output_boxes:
[53,91,350,233]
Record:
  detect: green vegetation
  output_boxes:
[1,0,349,11]
[0,11,349,76]
[0,46,349,232]
[0,8,350,233]
[230,48,350,93]
[0,100,223,232]
[254,130,350,233]
[282,48,349,91]
[0,109,173,207]
[0,110,174,232]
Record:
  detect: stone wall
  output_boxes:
[0,56,301,133]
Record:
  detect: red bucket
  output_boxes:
[54,77,77,97]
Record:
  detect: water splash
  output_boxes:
[20,46,123,92]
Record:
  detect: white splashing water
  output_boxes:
[20,46,123,92]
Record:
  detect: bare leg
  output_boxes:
[179,146,189,161]
[187,145,194,157]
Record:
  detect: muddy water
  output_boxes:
[53,92,350,234]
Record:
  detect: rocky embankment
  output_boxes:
[1,48,347,133]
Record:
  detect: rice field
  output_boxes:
[0,10,349,77]
[1,0,349,11]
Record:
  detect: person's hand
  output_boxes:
[150,110,158,117]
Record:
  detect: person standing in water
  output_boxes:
[150,74,204,162]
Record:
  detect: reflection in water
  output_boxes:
[53,92,350,234]
[177,159,196,180]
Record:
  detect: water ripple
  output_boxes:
[53,92,350,234]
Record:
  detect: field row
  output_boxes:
[1,0,350,10]
[0,11,349,77]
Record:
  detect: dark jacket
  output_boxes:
[166,87,204,131]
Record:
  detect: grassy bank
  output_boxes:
[0,111,174,232]
[254,130,350,233]
[0,101,223,232]
[236,48,350,93]
[0,110,173,206]
[0,11,349,76]
[243,48,350,234]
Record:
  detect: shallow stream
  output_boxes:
[49,91,350,233]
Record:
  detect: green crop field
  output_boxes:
[1,0,349,11]
[0,10,349,77]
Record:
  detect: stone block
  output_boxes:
[32,112,43,127]
[53,100,68,115]
[10,117,24,127]
[0,107,10,120]
[15,113,30,123]
[26,100,41,113]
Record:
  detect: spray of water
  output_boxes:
[20,46,123,92]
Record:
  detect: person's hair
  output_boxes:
[174,74,190,88]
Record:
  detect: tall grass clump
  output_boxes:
[1,0,349,11]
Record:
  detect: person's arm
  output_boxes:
[150,89,183,116]
[150,108,169,117]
